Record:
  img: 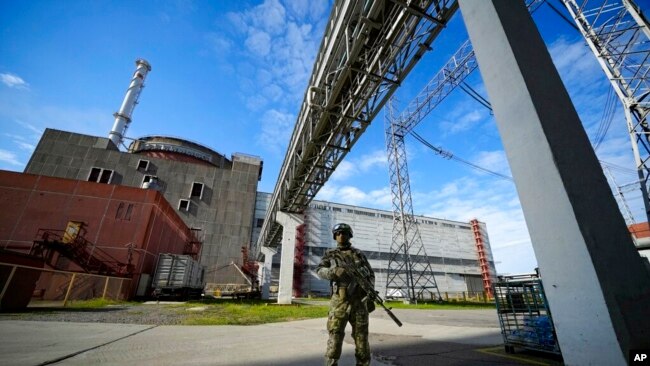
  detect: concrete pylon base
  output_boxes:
[459,0,650,364]
[276,211,303,304]
[260,246,277,300]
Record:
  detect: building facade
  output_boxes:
[0,170,195,299]
[24,129,262,277]
[252,192,497,298]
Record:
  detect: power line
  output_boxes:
[545,0,580,32]
[409,130,514,181]
[542,0,621,152]
[458,82,492,111]
[599,160,638,176]
[409,130,639,184]
[593,88,618,150]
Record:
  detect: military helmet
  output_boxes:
[332,223,353,239]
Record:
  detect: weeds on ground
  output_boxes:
[66,298,140,309]
[11,297,492,326]
[181,300,329,325]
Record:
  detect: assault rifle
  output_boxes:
[337,257,403,327]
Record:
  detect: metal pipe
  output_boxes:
[108,59,151,148]
[63,273,76,307]
[102,277,110,299]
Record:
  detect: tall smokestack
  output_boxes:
[108,59,151,148]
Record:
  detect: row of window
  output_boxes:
[305,247,484,267]
[87,164,205,213]
[306,202,471,229]
[88,159,150,184]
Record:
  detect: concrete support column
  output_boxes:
[260,246,277,300]
[276,211,303,304]
[459,1,650,364]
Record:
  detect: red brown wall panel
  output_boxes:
[0,170,197,299]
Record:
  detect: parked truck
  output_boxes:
[151,254,205,300]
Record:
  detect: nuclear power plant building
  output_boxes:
[252,192,497,298]
[18,127,497,299]
[24,129,263,274]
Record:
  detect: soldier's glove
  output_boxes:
[329,267,349,281]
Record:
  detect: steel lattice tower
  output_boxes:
[561,0,650,223]
[384,98,441,303]
[381,0,545,303]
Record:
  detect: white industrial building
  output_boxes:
[252,192,496,299]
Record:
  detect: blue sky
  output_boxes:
[1,0,646,275]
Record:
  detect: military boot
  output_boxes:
[324,358,338,366]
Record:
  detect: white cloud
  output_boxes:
[548,36,611,127]
[330,160,356,181]
[206,32,232,56]
[257,109,294,153]
[285,0,311,19]
[249,0,287,35]
[597,136,635,168]
[245,94,268,111]
[245,30,272,56]
[214,0,328,153]
[318,169,536,274]
[15,141,35,151]
[1,73,29,89]
[473,150,511,177]
[0,149,23,166]
[548,37,600,88]
[359,150,387,170]
[226,12,248,33]
[285,0,328,20]
[409,172,535,274]
[317,184,392,208]
[16,121,42,136]
[330,149,387,181]
[5,134,36,151]
[262,84,283,102]
[427,180,460,200]
[269,21,316,93]
[0,93,109,141]
[439,104,488,136]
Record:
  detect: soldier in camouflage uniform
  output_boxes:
[317,223,375,366]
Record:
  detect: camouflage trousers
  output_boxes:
[325,288,370,366]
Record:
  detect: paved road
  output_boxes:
[0,308,559,365]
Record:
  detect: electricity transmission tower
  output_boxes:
[560,0,650,224]
[382,1,650,301]
[382,0,544,303]
[384,98,441,303]
[604,166,637,225]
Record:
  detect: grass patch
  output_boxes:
[66,298,140,309]
[181,301,329,325]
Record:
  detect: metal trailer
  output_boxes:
[493,273,561,356]
[151,254,205,300]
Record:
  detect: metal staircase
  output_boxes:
[31,227,131,278]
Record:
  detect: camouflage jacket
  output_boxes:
[317,244,375,298]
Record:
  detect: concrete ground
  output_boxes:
[0,308,563,366]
